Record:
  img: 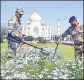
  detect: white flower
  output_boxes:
[39,74,43,78]
[14,72,21,78]
[61,69,68,73]
[72,63,76,66]
[60,69,65,72]
[51,70,58,76]
[68,71,72,74]
[80,67,83,69]
[72,65,76,69]
[65,63,69,66]
[47,75,51,78]
[1,70,6,77]
[44,68,48,72]
[1,65,3,70]
[11,69,15,73]
[20,72,28,79]
[52,76,58,79]
[62,74,69,79]
[71,77,75,79]
[41,71,45,74]
[5,76,12,79]
[26,72,30,76]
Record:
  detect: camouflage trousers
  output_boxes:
[74,45,83,60]
[8,39,19,56]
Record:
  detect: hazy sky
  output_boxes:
[1,1,83,35]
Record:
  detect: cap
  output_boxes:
[69,16,77,23]
[16,7,24,15]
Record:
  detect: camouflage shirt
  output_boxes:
[8,15,22,37]
[62,24,83,47]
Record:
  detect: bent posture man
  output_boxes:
[59,16,83,61]
[8,7,24,57]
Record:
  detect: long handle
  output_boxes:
[55,43,59,53]
[7,37,50,55]
[52,43,59,58]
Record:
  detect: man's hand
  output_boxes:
[55,35,62,44]
[18,34,23,39]
[56,39,61,44]
[16,34,23,39]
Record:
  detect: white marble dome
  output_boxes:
[29,10,41,22]
[22,10,51,40]
[41,21,45,24]
[27,20,30,23]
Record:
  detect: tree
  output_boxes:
[0,33,4,43]
[55,35,57,40]
[53,35,55,40]
[23,36,34,41]
[37,37,46,43]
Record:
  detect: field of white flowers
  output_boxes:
[1,46,83,79]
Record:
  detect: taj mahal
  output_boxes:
[22,10,51,40]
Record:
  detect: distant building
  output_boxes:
[57,18,60,36]
[22,10,51,40]
[63,35,72,41]
[1,24,8,36]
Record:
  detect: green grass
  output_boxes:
[1,42,74,61]
[34,43,74,61]
[1,42,8,50]
[58,44,74,61]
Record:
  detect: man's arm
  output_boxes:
[8,16,18,36]
[8,16,21,37]
[61,27,71,40]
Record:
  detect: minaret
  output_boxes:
[49,24,51,40]
[35,9,36,12]
[57,18,60,36]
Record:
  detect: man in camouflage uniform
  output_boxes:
[7,7,24,57]
[59,16,83,61]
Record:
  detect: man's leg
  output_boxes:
[11,41,19,56]
[74,47,83,67]
[8,39,10,49]
[7,40,14,58]
[7,39,20,59]
[74,47,82,60]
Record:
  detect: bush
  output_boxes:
[0,34,4,43]
[0,36,3,42]
[37,37,46,43]
[24,36,34,41]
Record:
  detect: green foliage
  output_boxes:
[0,33,6,42]
[23,53,56,79]
[42,61,56,78]
[12,77,19,80]
[1,42,83,79]
[65,61,83,79]
[24,36,34,41]
[2,52,9,60]
[15,68,23,73]
[37,37,47,43]
[23,64,40,78]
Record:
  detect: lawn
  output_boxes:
[1,42,8,50]
[1,42,74,61]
